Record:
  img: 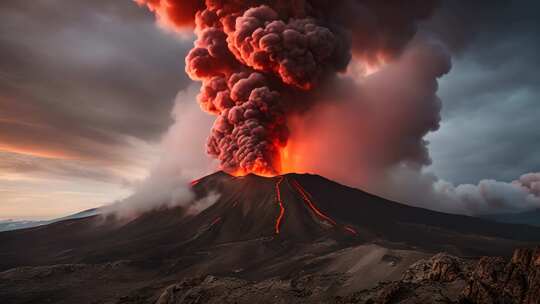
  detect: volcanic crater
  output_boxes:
[2,172,540,303]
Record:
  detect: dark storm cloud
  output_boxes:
[424,0,540,184]
[0,151,132,186]
[0,0,192,167]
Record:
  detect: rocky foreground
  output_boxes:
[2,173,540,303]
[152,247,540,304]
[3,247,537,304]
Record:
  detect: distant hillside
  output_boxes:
[483,209,540,227]
[0,208,100,232]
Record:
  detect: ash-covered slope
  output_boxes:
[1,171,540,273]
[188,171,540,256]
[2,172,540,304]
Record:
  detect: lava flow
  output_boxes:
[209,216,221,227]
[274,176,285,234]
[272,175,359,236]
[289,178,337,226]
[344,226,358,235]
[190,178,201,187]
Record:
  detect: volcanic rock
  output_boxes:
[462,247,540,304]
[2,172,540,303]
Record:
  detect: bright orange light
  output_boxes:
[350,51,390,77]
[229,165,278,178]
[227,140,301,177]
[279,143,299,174]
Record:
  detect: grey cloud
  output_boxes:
[424,0,540,185]
[0,0,193,165]
[0,151,134,186]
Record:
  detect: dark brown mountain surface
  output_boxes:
[1,172,540,303]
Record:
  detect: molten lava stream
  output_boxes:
[289,178,336,226]
[344,226,358,235]
[289,178,359,235]
[210,217,221,227]
[190,178,201,187]
[274,176,286,234]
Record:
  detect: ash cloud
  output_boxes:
[134,0,540,215]
[284,36,451,189]
[137,0,438,175]
[284,32,540,215]
[380,168,540,216]
[4,0,538,218]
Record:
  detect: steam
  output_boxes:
[381,168,540,216]
[104,86,217,218]
[131,1,540,216]
[284,36,450,186]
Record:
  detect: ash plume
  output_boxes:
[135,1,540,216]
[137,0,438,175]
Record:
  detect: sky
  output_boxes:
[0,0,539,220]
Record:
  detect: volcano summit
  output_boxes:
[2,172,540,303]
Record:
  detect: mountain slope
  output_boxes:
[483,209,540,227]
[1,172,540,303]
[0,208,100,232]
[2,171,540,271]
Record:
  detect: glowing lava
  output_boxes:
[229,142,304,177]
[210,216,222,227]
[194,172,358,237]
[289,178,337,226]
[274,176,286,234]
[190,178,202,187]
[344,226,358,235]
[290,178,359,236]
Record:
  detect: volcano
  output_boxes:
[2,172,540,303]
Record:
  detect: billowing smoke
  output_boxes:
[283,36,450,185]
[280,34,540,215]
[135,1,540,216]
[137,0,438,175]
[434,172,540,215]
[104,86,217,218]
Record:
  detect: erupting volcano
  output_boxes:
[270,175,358,235]
[188,172,362,241]
[137,0,438,176]
[3,172,540,303]
[3,1,540,303]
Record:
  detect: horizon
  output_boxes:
[1,0,539,220]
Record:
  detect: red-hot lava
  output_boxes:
[272,175,358,236]
[344,226,358,235]
[274,176,285,234]
[190,178,202,187]
[289,178,336,226]
[209,216,222,227]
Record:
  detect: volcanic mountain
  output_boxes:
[2,172,540,303]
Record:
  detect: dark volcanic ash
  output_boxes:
[136,0,439,176]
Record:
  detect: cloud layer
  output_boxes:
[1,0,540,219]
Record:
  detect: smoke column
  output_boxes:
[135,1,540,215]
[136,0,438,176]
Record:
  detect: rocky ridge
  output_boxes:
[153,248,540,304]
